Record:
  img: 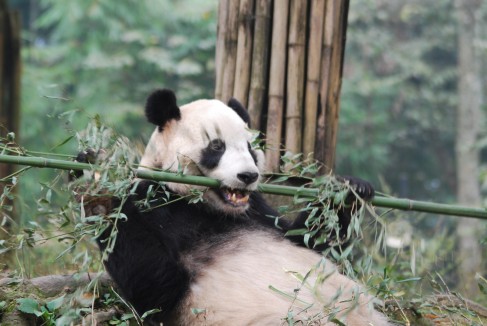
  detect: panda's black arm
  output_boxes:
[97,190,190,324]
[287,175,375,251]
[249,176,374,252]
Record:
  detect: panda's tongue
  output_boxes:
[223,189,250,206]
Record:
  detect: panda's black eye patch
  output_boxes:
[248,142,258,164]
[201,139,226,169]
[210,139,225,152]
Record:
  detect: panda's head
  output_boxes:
[139,89,265,215]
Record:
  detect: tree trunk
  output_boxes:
[0,0,21,267]
[454,0,483,299]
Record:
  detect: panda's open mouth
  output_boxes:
[219,188,251,207]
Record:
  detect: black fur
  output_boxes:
[145,89,181,128]
[96,178,374,323]
[98,181,285,324]
[248,142,258,164]
[227,98,251,126]
[200,139,226,170]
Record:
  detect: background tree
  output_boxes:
[455,0,484,298]
[0,0,20,265]
[341,0,487,301]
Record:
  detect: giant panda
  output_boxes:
[81,89,390,325]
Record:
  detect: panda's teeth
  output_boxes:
[222,189,250,206]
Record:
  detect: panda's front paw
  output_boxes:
[75,148,98,165]
[339,176,375,202]
[71,148,106,180]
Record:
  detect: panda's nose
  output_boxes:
[237,172,259,185]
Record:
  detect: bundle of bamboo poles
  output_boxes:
[215,0,349,173]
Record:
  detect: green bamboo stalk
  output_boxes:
[0,154,486,220]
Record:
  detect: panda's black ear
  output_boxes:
[228,98,251,127]
[145,89,181,127]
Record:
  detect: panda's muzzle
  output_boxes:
[220,188,251,207]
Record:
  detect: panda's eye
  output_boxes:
[210,139,225,152]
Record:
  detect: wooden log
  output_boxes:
[303,0,326,158]
[284,0,307,157]
[215,0,229,100]
[220,0,240,103]
[265,0,290,172]
[233,0,255,107]
[247,0,272,130]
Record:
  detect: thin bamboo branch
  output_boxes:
[1,154,486,220]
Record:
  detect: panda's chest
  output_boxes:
[155,202,254,258]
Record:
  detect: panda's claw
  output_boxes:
[339,175,375,202]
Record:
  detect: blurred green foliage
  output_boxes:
[339,0,487,304]
[9,0,217,223]
[339,0,464,202]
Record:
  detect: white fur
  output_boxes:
[173,230,389,326]
[140,99,264,213]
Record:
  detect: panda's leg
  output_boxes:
[96,192,190,324]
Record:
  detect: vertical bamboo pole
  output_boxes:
[215,0,229,100]
[284,0,307,157]
[322,0,348,172]
[303,0,326,158]
[247,0,272,130]
[220,0,240,103]
[265,0,290,172]
[316,0,334,167]
[233,0,255,107]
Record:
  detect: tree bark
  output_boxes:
[0,0,21,267]
[454,0,483,299]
